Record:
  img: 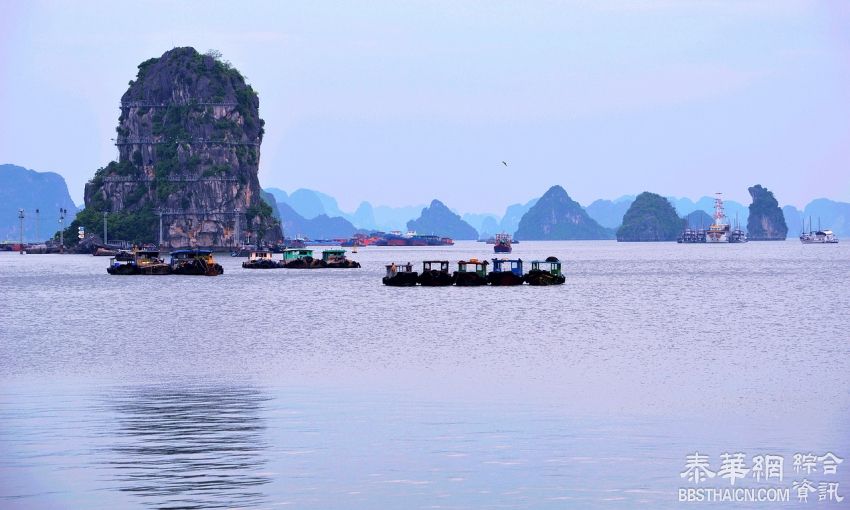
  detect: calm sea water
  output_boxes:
[1,241,848,509]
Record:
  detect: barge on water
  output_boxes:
[383,262,418,286]
[454,259,489,286]
[524,257,565,286]
[488,258,524,286]
[280,248,360,268]
[242,250,280,269]
[107,250,171,275]
[321,249,361,268]
[418,260,453,286]
[170,249,224,276]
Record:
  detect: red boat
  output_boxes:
[493,233,512,253]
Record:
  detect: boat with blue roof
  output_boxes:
[487,258,524,286]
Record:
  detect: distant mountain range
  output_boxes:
[4,165,849,242]
[1,164,77,242]
[241,185,850,240]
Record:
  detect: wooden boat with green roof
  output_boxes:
[321,249,360,268]
[453,259,489,286]
[524,256,565,286]
[418,260,453,286]
[487,258,524,286]
[280,248,319,268]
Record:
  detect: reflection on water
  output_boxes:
[105,385,270,509]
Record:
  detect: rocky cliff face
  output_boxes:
[75,47,279,247]
[616,192,683,242]
[515,186,612,240]
[746,185,787,241]
[407,200,478,239]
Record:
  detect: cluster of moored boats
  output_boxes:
[242,249,361,269]
[106,248,361,276]
[383,257,565,287]
[107,249,224,276]
[106,248,567,286]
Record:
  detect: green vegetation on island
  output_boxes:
[65,47,279,248]
[407,200,478,240]
[746,185,787,240]
[515,185,612,240]
[616,192,683,242]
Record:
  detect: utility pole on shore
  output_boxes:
[59,208,67,252]
[103,211,108,246]
[18,209,25,254]
[234,208,240,248]
[35,208,40,242]
[158,210,164,249]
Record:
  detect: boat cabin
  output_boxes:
[491,258,523,275]
[321,249,347,263]
[282,249,313,262]
[385,262,414,278]
[134,250,162,266]
[170,249,214,263]
[422,260,449,272]
[456,259,488,277]
[530,259,562,276]
[249,250,274,262]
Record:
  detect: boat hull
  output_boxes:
[453,272,487,286]
[106,263,138,275]
[418,270,454,286]
[524,270,565,286]
[487,271,523,286]
[138,264,171,275]
[172,260,224,276]
[242,260,280,269]
[383,272,419,286]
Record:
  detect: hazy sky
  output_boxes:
[2,1,849,213]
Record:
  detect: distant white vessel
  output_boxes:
[706,193,731,243]
[800,218,839,244]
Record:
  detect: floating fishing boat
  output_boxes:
[487,258,524,286]
[107,249,171,275]
[524,256,565,286]
[170,249,224,276]
[453,259,489,286]
[321,249,361,268]
[493,233,512,253]
[418,260,453,286]
[242,250,280,269]
[383,262,418,286]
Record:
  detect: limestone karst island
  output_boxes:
[71,47,281,250]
